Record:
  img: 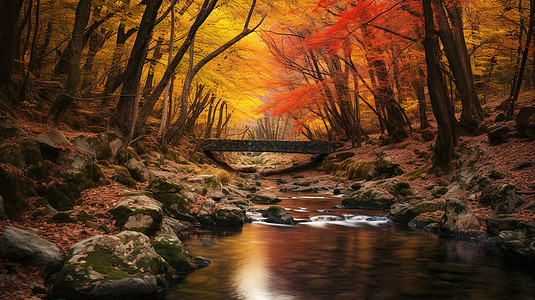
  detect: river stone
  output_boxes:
[0,226,63,274]
[110,196,164,236]
[152,234,211,275]
[440,199,481,235]
[263,206,297,225]
[497,230,535,263]
[199,204,245,227]
[389,200,443,224]
[51,231,168,300]
[342,187,395,210]
[486,215,520,236]
[479,184,525,214]
[250,193,280,205]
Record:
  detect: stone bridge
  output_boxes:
[198,139,343,154]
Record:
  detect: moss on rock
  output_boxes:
[151,234,205,275]
[110,196,164,237]
[146,178,183,194]
[0,166,36,219]
[342,188,394,210]
[115,167,137,189]
[51,231,168,300]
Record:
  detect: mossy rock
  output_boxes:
[152,234,209,275]
[203,176,222,190]
[263,205,296,225]
[479,184,525,214]
[0,166,36,219]
[45,182,76,211]
[20,140,46,180]
[376,180,413,200]
[152,192,191,219]
[115,167,137,189]
[87,132,121,161]
[76,211,94,223]
[110,196,164,236]
[211,207,246,227]
[51,231,168,300]
[146,178,183,194]
[342,188,394,210]
[47,212,76,224]
[250,194,280,205]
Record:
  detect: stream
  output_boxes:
[163,181,535,300]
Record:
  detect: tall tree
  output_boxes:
[47,0,92,124]
[109,0,164,138]
[422,0,458,171]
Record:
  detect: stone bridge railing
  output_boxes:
[198,139,343,154]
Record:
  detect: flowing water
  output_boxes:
[164,182,535,300]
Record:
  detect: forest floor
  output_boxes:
[1,96,534,299]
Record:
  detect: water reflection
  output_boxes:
[164,194,535,300]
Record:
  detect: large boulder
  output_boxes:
[152,234,210,276]
[440,199,481,235]
[146,179,192,222]
[342,187,395,210]
[198,204,246,227]
[479,184,525,214]
[125,159,151,182]
[389,200,443,224]
[367,155,404,180]
[376,180,413,200]
[51,231,168,300]
[497,230,535,263]
[516,106,535,137]
[262,206,296,225]
[87,132,123,161]
[110,196,164,236]
[115,167,137,189]
[0,226,63,275]
[486,215,520,236]
[487,124,511,145]
[250,193,280,205]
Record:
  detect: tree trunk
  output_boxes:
[21,0,40,99]
[422,0,457,172]
[47,0,92,124]
[142,36,164,96]
[110,0,163,138]
[414,68,430,129]
[507,0,535,117]
[434,0,482,134]
[133,0,218,139]
[53,11,114,80]
[30,20,53,78]
[157,0,176,142]
[0,0,24,85]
